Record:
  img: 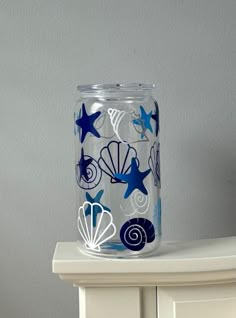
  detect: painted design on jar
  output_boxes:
[121,189,150,216]
[120,218,155,251]
[114,157,151,199]
[108,107,151,144]
[107,108,128,144]
[98,140,139,184]
[148,141,161,188]
[77,201,116,252]
[94,111,116,139]
[75,103,101,143]
[84,190,111,227]
[151,100,159,136]
[76,148,102,190]
[133,106,153,138]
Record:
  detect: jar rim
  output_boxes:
[77,83,155,93]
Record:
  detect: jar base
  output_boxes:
[77,238,162,259]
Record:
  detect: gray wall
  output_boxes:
[1,1,235,317]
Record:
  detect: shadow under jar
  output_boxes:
[74,83,161,258]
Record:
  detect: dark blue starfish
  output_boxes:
[133,106,153,138]
[114,158,151,199]
[85,190,111,227]
[77,148,93,181]
[151,101,159,136]
[75,103,101,143]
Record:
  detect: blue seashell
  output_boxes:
[148,142,161,187]
[98,140,139,184]
[120,218,155,251]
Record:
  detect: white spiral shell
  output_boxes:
[107,108,128,144]
[131,190,150,215]
[121,190,150,216]
[77,202,116,252]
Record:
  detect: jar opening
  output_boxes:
[77,83,155,93]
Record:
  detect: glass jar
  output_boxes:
[74,83,161,258]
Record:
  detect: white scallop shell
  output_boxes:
[77,201,116,251]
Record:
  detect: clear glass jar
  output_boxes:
[74,83,161,258]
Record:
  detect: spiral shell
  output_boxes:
[121,190,150,216]
[120,218,155,251]
[78,201,116,252]
[131,190,150,215]
[107,108,128,144]
[76,150,102,190]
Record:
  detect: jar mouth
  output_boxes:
[77,83,155,93]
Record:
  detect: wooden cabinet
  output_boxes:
[52,237,236,318]
[158,284,236,318]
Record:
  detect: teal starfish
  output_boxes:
[133,106,153,138]
[85,190,111,227]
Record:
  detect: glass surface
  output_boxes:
[74,83,161,258]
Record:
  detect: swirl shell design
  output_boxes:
[98,140,139,183]
[76,151,102,190]
[77,202,116,252]
[120,218,155,251]
[107,108,127,144]
[121,190,150,216]
[148,142,161,187]
[131,190,150,215]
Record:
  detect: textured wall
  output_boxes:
[0,1,235,317]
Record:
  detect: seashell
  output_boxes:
[120,218,155,251]
[98,140,139,184]
[148,142,161,187]
[121,189,150,216]
[107,108,128,144]
[77,201,116,252]
[75,148,102,190]
[131,190,150,215]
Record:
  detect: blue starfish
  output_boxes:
[114,158,151,199]
[151,101,159,136]
[85,190,111,227]
[75,103,101,143]
[133,106,153,138]
[77,148,93,181]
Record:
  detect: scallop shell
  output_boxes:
[77,201,116,252]
[98,140,139,183]
[148,142,161,187]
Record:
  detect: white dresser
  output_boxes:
[52,237,236,318]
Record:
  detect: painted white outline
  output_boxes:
[121,189,150,216]
[123,224,146,247]
[77,201,116,252]
[108,108,149,144]
[107,108,128,144]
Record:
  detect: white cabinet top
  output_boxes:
[52,237,236,287]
